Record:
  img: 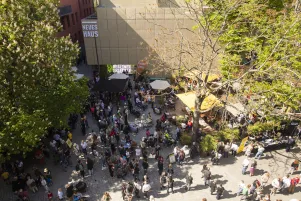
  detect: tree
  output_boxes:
[143,0,301,142]
[0,0,89,161]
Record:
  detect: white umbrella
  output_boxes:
[71,66,78,72]
[150,80,170,90]
[74,73,84,80]
[108,73,129,80]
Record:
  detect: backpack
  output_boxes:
[75,164,80,171]
[162,176,167,184]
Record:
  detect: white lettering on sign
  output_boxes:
[82,23,98,38]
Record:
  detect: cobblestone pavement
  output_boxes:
[1,67,300,201]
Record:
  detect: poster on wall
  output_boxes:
[113,65,132,73]
[82,21,98,38]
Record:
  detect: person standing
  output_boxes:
[157,156,164,176]
[142,160,149,175]
[81,140,88,156]
[289,175,300,194]
[242,157,250,175]
[87,157,94,176]
[167,164,174,176]
[230,142,238,157]
[101,192,112,201]
[216,184,225,200]
[76,160,85,179]
[108,162,114,178]
[133,179,141,198]
[224,143,230,158]
[249,159,257,176]
[142,181,151,198]
[289,159,300,175]
[57,188,64,200]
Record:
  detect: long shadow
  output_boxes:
[222,190,237,199]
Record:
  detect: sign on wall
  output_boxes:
[113,65,132,73]
[82,21,98,38]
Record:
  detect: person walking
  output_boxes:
[167,164,174,176]
[160,172,167,190]
[41,176,49,192]
[133,163,140,180]
[231,142,238,157]
[157,156,164,176]
[133,179,141,198]
[87,157,94,176]
[108,162,114,178]
[209,179,217,194]
[167,175,174,194]
[185,173,193,191]
[203,168,211,186]
[216,184,225,200]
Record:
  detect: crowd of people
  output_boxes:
[0,74,300,201]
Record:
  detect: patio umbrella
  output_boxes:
[71,66,78,72]
[74,73,85,80]
[109,73,129,80]
[150,80,170,90]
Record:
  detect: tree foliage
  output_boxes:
[145,0,301,142]
[0,0,89,160]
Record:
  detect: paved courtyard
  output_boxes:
[0,65,300,201]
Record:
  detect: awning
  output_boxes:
[109,73,129,80]
[176,91,221,112]
[225,102,246,117]
[185,71,221,82]
[92,79,128,93]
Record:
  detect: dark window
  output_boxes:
[66,15,70,27]
[78,31,81,42]
[75,12,78,22]
[60,16,66,30]
[82,0,85,4]
[84,9,86,16]
[74,33,77,41]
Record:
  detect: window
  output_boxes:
[74,33,77,42]
[75,12,78,22]
[60,16,66,30]
[66,15,70,27]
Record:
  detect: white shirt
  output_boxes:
[231,143,238,151]
[153,131,158,138]
[81,142,87,149]
[58,190,64,199]
[136,148,141,156]
[242,158,250,167]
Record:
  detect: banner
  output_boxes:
[237,137,248,154]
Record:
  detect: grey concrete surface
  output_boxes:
[1,66,300,201]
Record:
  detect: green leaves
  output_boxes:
[0,0,89,161]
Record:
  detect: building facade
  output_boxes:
[58,0,95,48]
[82,0,198,76]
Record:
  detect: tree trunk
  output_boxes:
[192,89,206,143]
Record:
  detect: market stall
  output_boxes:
[176,91,222,113]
